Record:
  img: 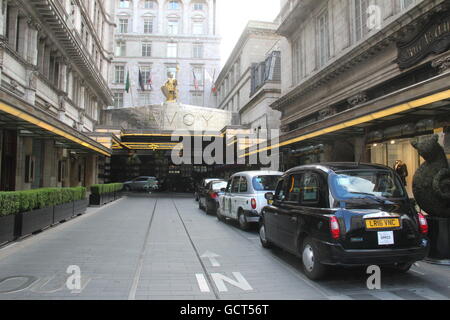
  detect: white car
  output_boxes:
[217,171,283,230]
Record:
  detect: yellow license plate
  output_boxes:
[365,218,401,229]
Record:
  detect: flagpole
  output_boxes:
[203,67,206,107]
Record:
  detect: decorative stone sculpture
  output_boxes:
[161,72,178,103]
[411,135,450,218]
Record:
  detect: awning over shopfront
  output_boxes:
[0,94,111,157]
[243,72,450,157]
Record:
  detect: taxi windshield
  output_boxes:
[329,170,406,200]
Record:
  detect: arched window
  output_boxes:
[143,0,156,9]
[167,0,181,10]
[119,0,132,9]
[192,1,205,11]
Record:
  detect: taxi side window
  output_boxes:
[275,179,286,201]
[225,179,232,193]
[301,172,326,207]
[231,176,240,193]
[286,174,303,203]
[239,177,248,193]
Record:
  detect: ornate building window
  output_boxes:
[193,43,204,58]
[354,0,370,42]
[192,21,204,35]
[193,2,204,11]
[400,0,415,10]
[113,92,124,108]
[292,36,303,84]
[114,65,125,84]
[143,0,155,9]
[142,42,152,57]
[118,18,129,33]
[317,9,329,68]
[167,0,180,10]
[167,19,179,34]
[167,43,177,58]
[119,0,131,9]
[144,17,154,33]
[115,40,127,56]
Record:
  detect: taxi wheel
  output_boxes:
[217,210,226,222]
[259,222,272,249]
[238,210,250,231]
[391,263,412,273]
[301,237,328,280]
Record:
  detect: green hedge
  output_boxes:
[0,187,87,217]
[90,183,123,195]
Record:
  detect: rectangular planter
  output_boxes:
[89,194,102,206]
[74,199,88,215]
[0,215,16,245]
[17,206,54,238]
[53,202,74,223]
[427,216,450,260]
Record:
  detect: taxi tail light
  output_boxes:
[211,192,218,199]
[418,212,428,235]
[251,198,257,209]
[329,216,340,239]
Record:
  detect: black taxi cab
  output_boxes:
[260,163,429,280]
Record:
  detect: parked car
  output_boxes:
[123,176,157,191]
[199,180,228,215]
[217,171,283,230]
[195,178,221,201]
[260,163,430,280]
[143,177,160,192]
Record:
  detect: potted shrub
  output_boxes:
[73,187,88,216]
[0,193,20,245]
[89,183,123,206]
[53,188,75,223]
[17,188,59,238]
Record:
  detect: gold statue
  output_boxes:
[161,71,178,103]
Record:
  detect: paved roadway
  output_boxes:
[0,193,449,300]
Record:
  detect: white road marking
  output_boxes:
[196,274,211,293]
[211,272,253,293]
[412,288,449,300]
[201,251,221,267]
[410,268,426,276]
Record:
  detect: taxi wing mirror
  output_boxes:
[265,192,274,201]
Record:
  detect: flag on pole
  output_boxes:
[147,72,153,90]
[138,69,145,91]
[125,70,130,93]
[211,69,217,95]
[193,70,199,90]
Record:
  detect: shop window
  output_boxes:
[24,155,35,183]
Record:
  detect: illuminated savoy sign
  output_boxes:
[397,11,450,69]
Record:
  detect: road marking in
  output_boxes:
[128,199,158,300]
[211,272,253,293]
[410,268,426,276]
[196,274,211,292]
[201,251,221,267]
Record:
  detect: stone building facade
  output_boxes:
[109,0,221,109]
[0,0,115,191]
[268,0,450,195]
[215,21,282,136]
